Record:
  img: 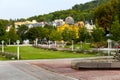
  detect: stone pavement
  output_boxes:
[0,61,77,80]
[29,58,120,80]
[0,57,120,80]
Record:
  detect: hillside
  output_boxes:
[27,0,110,22]
[72,0,109,11]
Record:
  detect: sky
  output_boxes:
[0,0,91,19]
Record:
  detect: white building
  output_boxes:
[52,19,65,27]
[85,22,95,32]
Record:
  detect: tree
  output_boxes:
[94,0,117,30]
[61,28,70,41]
[17,25,28,41]
[69,30,77,40]
[92,24,105,42]
[7,27,18,44]
[49,29,62,41]
[72,0,109,11]
[91,24,106,48]
[78,27,90,42]
[42,28,50,39]
[116,0,120,23]
[26,27,42,41]
[110,16,120,41]
[61,27,76,42]
[0,21,7,42]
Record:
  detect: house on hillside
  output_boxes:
[85,21,95,32]
[65,16,74,25]
[52,19,65,27]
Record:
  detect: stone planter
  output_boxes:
[71,57,120,69]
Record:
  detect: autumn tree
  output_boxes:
[116,0,120,23]
[94,0,118,30]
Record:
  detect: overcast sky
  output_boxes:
[0,0,91,19]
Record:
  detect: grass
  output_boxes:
[0,55,6,60]
[0,46,97,60]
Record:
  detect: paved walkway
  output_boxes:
[0,57,120,80]
[29,57,120,80]
[0,61,77,80]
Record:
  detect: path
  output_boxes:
[29,58,120,80]
[0,57,120,80]
[0,61,77,80]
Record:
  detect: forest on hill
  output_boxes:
[26,0,110,22]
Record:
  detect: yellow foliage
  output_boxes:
[57,24,79,38]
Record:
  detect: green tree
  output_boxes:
[69,30,77,40]
[0,21,7,42]
[49,29,62,41]
[17,25,28,41]
[42,28,50,39]
[61,28,76,42]
[72,0,109,11]
[78,27,90,42]
[26,27,42,41]
[110,16,120,41]
[61,28,70,41]
[92,24,105,42]
[7,27,18,44]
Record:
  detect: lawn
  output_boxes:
[0,55,6,60]
[1,46,97,60]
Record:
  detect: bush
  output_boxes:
[91,41,107,48]
[0,52,18,60]
[66,42,72,45]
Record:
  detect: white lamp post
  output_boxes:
[72,40,74,51]
[107,39,112,56]
[35,38,38,46]
[16,40,20,60]
[55,41,57,47]
[48,40,50,48]
[1,40,4,53]
[62,40,64,48]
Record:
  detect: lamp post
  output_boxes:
[16,40,20,60]
[72,39,74,51]
[1,40,4,53]
[48,40,50,48]
[62,40,64,48]
[107,39,112,56]
[35,38,38,46]
[55,41,57,47]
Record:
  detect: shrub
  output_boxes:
[0,52,18,60]
[91,41,107,48]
